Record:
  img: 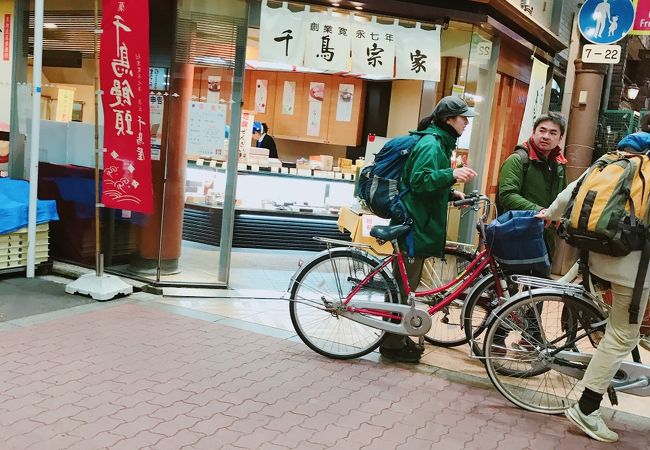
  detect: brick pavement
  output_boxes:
[0,302,648,449]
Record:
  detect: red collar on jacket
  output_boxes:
[524,138,567,164]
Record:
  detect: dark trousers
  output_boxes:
[381,253,425,349]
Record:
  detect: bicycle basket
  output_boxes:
[485,210,550,272]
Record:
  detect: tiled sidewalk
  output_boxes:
[0,302,648,449]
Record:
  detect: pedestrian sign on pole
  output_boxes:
[578,0,636,44]
[582,44,622,63]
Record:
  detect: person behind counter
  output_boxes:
[252,122,279,160]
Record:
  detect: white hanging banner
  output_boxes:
[395,24,441,81]
[259,0,306,66]
[517,57,549,143]
[304,12,351,72]
[350,19,396,77]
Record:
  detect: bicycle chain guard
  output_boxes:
[340,301,432,336]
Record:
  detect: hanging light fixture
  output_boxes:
[627,83,640,100]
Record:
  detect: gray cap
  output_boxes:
[431,96,478,120]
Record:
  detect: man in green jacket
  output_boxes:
[379,96,478,363]
[497,112,568,262]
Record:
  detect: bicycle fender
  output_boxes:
[483,287,601,332]
[459,272,497,330]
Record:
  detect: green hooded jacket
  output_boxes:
[497,143,567,256]
[398,123,457,258]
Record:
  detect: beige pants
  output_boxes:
[581,283,650,395]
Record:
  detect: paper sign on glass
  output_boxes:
[55,87,75,122]
[186,102,227,158]
[149,94,164,161]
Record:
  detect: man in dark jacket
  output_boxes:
[492,112,568,354]
[379,96,478,363]
[497,112,567,260]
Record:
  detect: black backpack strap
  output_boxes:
[514,146,530,179]
[496,145,530,215]
[630,236,650,324]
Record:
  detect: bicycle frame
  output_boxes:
[344,245,504,322]
[343,193,505,324]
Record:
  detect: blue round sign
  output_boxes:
[578,0,635,44]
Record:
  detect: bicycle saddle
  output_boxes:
[370,224,411,241]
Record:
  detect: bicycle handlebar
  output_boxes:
[452,197,476,207]
[452,192,490,208]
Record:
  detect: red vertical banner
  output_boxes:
[100,0,153,213]
[3,14,10,61]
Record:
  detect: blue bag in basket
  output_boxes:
[485,210,550,273]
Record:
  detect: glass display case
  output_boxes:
[185,162,355,217]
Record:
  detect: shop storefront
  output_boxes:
[6,0,565,287]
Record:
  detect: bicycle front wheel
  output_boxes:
[289,249,398,360]
[483,291,606,414]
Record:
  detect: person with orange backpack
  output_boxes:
[536,112,650,442]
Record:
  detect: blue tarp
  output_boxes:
[0,178,59,234]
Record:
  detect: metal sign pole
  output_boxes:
[65,0,132,301]
[26,0,44,278]
[93,0,103,277]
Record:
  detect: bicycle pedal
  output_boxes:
[607,385,618,406]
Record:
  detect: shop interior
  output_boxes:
[17,1,495,288]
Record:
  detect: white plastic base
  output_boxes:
[65,273,133,301]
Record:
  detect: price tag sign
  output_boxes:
[582,44,621,64]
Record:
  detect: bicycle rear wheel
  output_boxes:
[289,249,398,359]
[419,247,475,347]
[483,292,606,414]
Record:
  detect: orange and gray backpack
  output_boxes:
[561,149,650,324]
[561,151,650,257]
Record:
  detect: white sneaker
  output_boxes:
[565,404,619,443]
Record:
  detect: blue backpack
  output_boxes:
[357,134,421,224]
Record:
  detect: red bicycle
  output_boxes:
[288,192,515,359]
